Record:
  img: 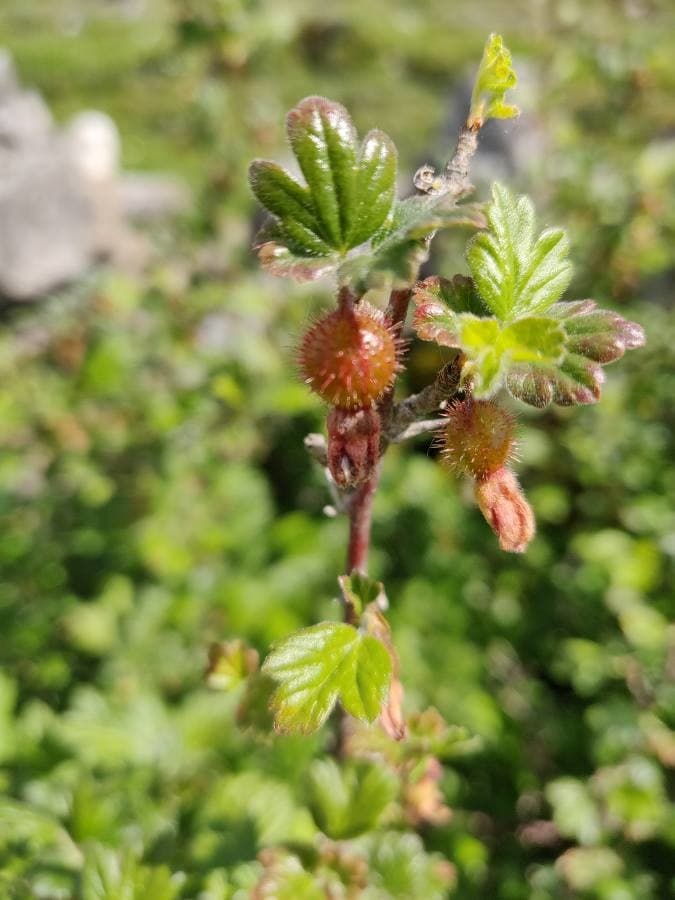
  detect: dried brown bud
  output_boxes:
[474,466,535,553]
[326,406,380,487]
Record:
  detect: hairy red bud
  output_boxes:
[442,398,516,481]
[327,406,380,487]
[299,302,399,409]
[474,467,535,553]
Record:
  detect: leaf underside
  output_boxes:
[412,278,645,405]
[506,300,646,407]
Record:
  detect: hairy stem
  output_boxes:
[378,287,412,435]
[413,120,481,199]
[387,352,465,441]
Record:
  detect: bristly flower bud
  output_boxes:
[474,466,535,553]
[299,302,400,409]
[441,398,516,481]
[326,407,380,487]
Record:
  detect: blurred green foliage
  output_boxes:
[0,0,673,897]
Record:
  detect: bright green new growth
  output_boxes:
[469,33,520,127]
[458,315,566,396]
[467,183,574,320]
[413,186,644,402]
[262,622,392,734]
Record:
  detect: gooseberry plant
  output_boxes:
[214,37,644,863]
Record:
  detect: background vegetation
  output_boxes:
[0,0,673,897]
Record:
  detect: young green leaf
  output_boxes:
[262,622,392,734]
[469,33,519,128]
[308,759,398,839]
[505,300,645,407]
[412,276,566,397]
[249,96,397,275]
[338,572,387,622]
[467,183,573,320]
[369,832,457,899]
[81,844,183,900]
[460,315,566,396]
[206,639,259,692]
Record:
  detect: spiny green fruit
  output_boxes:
[442,398,516,481]
[299,302,399,408]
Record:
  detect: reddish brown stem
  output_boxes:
[346,467,379,580]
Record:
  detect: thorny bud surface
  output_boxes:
[474,466,535,553]
[442,398,516,481]
[299,302,399,409]
[327,406,381,487]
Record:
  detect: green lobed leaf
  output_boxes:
[369,832,457,899]
[262,622,392,734]
[469,33,519,127]
[505,300,645,407]
[286,96,359,249]
[248,160,325,243]
[412,276,567,397]
[249,96,398,274]
[346,129,398,247]
[467,183,574,320]
[307,758,398,839]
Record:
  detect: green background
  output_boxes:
[0,0,673,897]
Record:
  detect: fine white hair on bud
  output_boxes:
[474,466,535,553]
[441,398,516,481]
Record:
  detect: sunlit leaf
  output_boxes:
[249,96,397,276]
[369,832,456,899]
[506,300,645,407]
[469,33,519,127]
[412,276,566,396]
[467,183,573,319]
[81,843,183,900]
[262,622,392,734]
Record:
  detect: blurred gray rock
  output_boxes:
[0,50,190,301]
[0,149,95,301]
